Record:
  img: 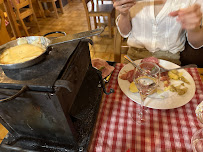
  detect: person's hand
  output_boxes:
[169,4,202,31]
[113,0,136,16]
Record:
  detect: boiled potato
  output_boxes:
[171,70,178,74]
[129,82,138,93]
[169,83,188,95]
[177,87,188,95]
[169,85,177,92]
[168,70,189,84]
[157,89,164,94]
[168,70,179,80]
[164,86,170,91]
[179,76,190,84]
[178,72,183,77]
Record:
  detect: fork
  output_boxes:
[124,55,139,69]
[124,55,197,73]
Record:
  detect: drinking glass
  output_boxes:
[191,101,203,152]
[191,128,203,152]
[132,62,160,124]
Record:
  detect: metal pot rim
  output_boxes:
[0,36,51,69]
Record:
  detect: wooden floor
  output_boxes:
[32,0,118,62]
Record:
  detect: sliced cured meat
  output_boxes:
[91,58,115,78]
[120,57,172,86]
[119,72,128,80]
[141,56,159,65]
[160,75,169,81]
[141,57,170,83]
[126,70,135,83]
[119,69,135,83]
[140,62,156,70]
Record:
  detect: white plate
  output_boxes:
[118,59,196,109]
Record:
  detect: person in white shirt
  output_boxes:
[113,0,203,65]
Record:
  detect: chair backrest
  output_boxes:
[84,0,104,5]
[10,0,33,16]
[10,0,35,20]
[0,9,11,45]
[11,0,30,9]
[82,0,105,13]
[82,0,92,12]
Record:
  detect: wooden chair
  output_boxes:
[1,0,21,37]
[11,0,40,36]
[37,0,64,19]
[82,0,115,38]
[0,9,11,45]
[114,27,129,63]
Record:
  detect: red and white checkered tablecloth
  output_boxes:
[90,63,203,152]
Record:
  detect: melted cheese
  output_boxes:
[0,44,45,64]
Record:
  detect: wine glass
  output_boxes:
[132,61,160,124]
[191,128,203,152]
[191,101,203,152]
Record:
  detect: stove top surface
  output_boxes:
[0,40,80,92]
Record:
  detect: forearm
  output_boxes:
[113,0,135,36]
[187,27,203,48]
[169,4,203,48]
[118,13,132,35]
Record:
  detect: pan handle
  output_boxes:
[0,86,28,103]
[43,31,66,37]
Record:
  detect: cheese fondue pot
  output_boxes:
[0,27,104,69]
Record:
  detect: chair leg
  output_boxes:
[87,16,91,31]
[58,0,64,14]
[29,3,40,32]
[93,17,97,29]
[108,14,112,38]
[19,18,29,36]
[52,0,59,19]
[97,16,101,28]
[114,26,122,63]
[32,14,40,32]
[37,0,46,18]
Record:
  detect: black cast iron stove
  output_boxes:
[0,39,112,151]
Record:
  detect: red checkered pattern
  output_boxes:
[90,63,203,152]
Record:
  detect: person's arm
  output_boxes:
[187,19,203,48]
[169,4,203,48]
[118,13,132,35]
[113,0,135,36]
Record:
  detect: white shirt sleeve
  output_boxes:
[115,15,131,38]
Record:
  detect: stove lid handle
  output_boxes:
[0,85,28,103]
[54,80,73,92]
